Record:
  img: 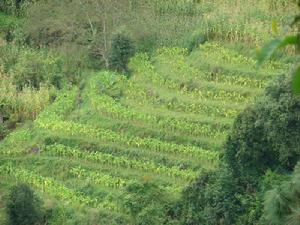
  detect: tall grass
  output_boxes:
[196,0,296,46]
[0,70,55,122]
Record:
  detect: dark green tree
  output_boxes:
[178,73,300,225]
[121,181,171,225]
[177,168,243,225]
[225,73,300,181]
[109,33,135,74]
[6,183,43,225]
[263,162,300,225]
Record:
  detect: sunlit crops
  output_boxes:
[0,164,117,210]
[0,43,288,218]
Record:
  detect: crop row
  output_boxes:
[0,164,117,210]
[0,128,33,155]
[199,72,265,89]
[124,82,239,118]
[197,43,289,71]
[85,74,227,138]
[155,44,288,72]
[129,70,256,103]
[164,98,239,118]
[35,118,219,163]
[42,144,200,180]
[69,166,182,194]
[128,54,256,104]
[89,94,227,138]
[36,88,78,122]
[69,166,128,188]
[0,89,79,156]
[155,48,267,89]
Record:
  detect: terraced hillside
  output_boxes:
[0,43,289,223]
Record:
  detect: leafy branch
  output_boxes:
[258,1,300,93]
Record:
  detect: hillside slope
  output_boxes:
[0,43,290,223]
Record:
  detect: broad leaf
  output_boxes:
[257,39,282,67]
[257,35,298,67]
[278,35,298,48]
[292,66,300,94]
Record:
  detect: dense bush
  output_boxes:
[0,0,19,15]
[0,70,55,146]
[45,204,129,225]
[122,181,171,225]
[0,12,20,42]
[0,45,80,89]
[225,73,300,181]
[109,33,135,74]
[10,49,64,89]
[0,0,35,16]
[176,168,243,225]
[263,162,300,225]
[6,183,43,225]
[177,72,300,225]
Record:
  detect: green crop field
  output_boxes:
[0,0,298,224]
[0,42,290,223]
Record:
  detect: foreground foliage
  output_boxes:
[178,67,300,225]
[6,183,43,225]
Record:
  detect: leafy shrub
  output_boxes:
[0,67,54,123]
[221,72,300,223]
[109,33,135,74]
[0,12,20,42]
[0,0,34,16]
[263,162,300,225]
[225,73,300,180]
[178,72,300,225]
[0,0,18,15]
[136,204,166,225]
[122,181,171,225]
[6,183,43,225]
[0,45,69,90]
[10,49,64,90]
[177,168,242,225]
[176,171,212,225]
[0,44,20,72]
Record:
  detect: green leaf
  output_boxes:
[257,36,298,67]
[292,66,300,94]
[257,39,282,67]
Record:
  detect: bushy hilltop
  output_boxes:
[0,43,290,224]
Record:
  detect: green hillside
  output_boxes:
[0,0,299,224]
[0,42,290,223]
